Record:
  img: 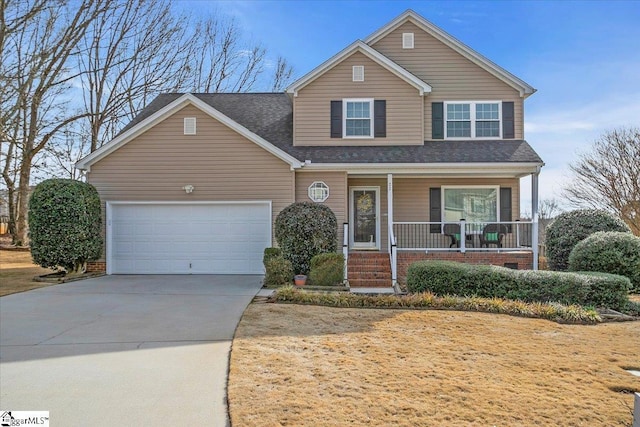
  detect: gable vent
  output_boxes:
[402,33,414,49]
[184,117,196,135]
[352,65,364,82]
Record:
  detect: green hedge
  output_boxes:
[568,231,640,292]
[406,261,630,310]
[309,252,344,286]
[263,247,283,267]
[263,256,293,287]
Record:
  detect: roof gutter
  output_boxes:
[298,161,544,176]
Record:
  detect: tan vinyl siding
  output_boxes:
[372,21,524,139]
[294,51,423,146]
[295,171,348,247]
[348,178,389,252]
[393,178,521,222]
[87,105,295,255]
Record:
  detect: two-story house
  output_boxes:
[77,10,544,288]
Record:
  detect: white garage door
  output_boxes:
[108,202,271,274]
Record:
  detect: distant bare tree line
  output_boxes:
[1,0,294,245]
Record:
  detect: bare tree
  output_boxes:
[538,198,562,220]
[0,0,51,237]
[535,198,563,248]
[181,16,266,93]
[1,0,108,244]
[78,0,192,152]
[180,15,293,93]
[270,55,294,92]
[563,127,640,235]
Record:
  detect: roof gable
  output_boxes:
[364,10,536,97]
[76,94,303,171]
[285,40,432,97]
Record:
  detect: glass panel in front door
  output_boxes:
[353,190,377,246]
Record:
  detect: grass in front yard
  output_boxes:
[229,304,640,426]
[0,250,54,296]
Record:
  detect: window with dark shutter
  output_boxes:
[502,102,515,139]
[374,100,386,138]
[432,102,444,139]
[330,100,342,138]
[429,188,441,232]
[500,187,512,232]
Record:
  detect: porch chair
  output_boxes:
[443,223,462,248]
[479,223,508,248]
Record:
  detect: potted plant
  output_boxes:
[294,274,307,286]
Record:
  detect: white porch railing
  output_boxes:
[392,220,535,252]
[343,222,349,282]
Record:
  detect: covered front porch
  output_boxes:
[337,166,541,286]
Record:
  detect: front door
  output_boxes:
[350,187,380,249]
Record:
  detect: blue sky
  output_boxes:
[178,0,640,212]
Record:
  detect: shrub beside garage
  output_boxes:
[28,179,103,274]
[274,202,337,275]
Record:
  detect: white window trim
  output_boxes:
[444,101,502,140]
[441,185,501,223]
[308,181,329,202]
[402,32,414,49]
[352,65,364,82]
[343,98,374,139]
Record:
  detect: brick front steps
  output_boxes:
[347,252,392,288]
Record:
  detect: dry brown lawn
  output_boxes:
[229,304,640,426]
[0,249,55,296]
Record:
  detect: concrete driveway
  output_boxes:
[0,275,263,426]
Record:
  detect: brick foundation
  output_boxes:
[397,251,533,284]
[86,261,106,273]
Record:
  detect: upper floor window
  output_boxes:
[445,101,501,139]
[343,99,373,138]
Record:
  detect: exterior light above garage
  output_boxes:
[182,185,194,194]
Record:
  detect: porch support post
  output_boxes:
[387,173,393,236]
[387,173,397,285]
[532,169,540,270]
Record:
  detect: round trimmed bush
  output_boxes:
[568,231,640,291]
[28,179,103,274]
[546,209,630,271]
[274,202,337,275]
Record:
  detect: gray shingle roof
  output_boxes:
[118,93,543,165]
